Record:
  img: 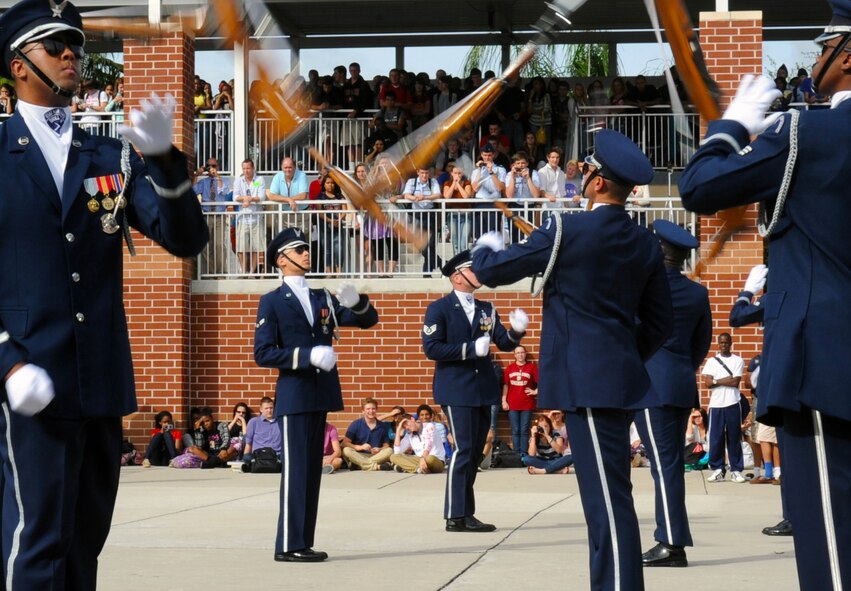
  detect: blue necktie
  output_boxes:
[44,108,66,135]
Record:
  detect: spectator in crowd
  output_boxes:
[227,402,251,456]
[305,69,319,96]
[317,175,344,275]
[364,135,388,165]
[379,68,411,109]
[538,146,566,214]
[373,91,407,140]
[403,167,442,276]
[526,76,552,148]
[417,404,451,453]
[193,157,232,276]
[504,151,542,242]
[105,78,124,121]
[470,143,506,238]
[564,159,583,208]
[433,75,457,116]
[478,122,511,159]
[357,163,397,276]
[702,332,746,483]
[573,82,591,157]
[377,405,409,442]
[390,415,447,474]
[233,158,267,275]
[213,80,233,111]
[267,156,310,240]
[0,82,15,114]
[342,62,373,166]
[242,397,280,462]
[625,75,662,111]
[322,422,343,474]
[435,137,474,178]
[588,78,608,109]
[524,414,573,474]
[342,398,393,470]
[410,77,432,130]
[311,76,343,162]
[72,78,108,132]
[493,74,525,151]
[462,67,484,98]
[609,77,628,111]
[548,409,570,455]
[142,411,184,467]
[790,67,808,102]
[685,408,708,446]
[552,81,576,158]
[178,407,238,469]
[443,164,473,256]
[192,76,212,117]
[502,345,539,455]
[520,131,546,170]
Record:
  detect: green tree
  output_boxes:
[461,43,609,78]
[80,52,123,90]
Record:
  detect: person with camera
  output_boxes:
[141,411,184,467]
[523,414,573,474]
[504,152,542,243]
[470,143,506,240]
[193,157,232,276]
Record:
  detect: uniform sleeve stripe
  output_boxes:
[145,176,192,200]
[461,343,467,361]
[700,133,742,153]
[293,348,300,370]
[0,331,8,345]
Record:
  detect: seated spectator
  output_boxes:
[228,402,251,442]
[322,422,343,474]
[242,397,280,463]
[182,407,202,449]
[372,91,407,139]
[630,422,649,467]
[172,407,238,469]
[390,415,446,474]
[523,414,573,474]
[0,83,16,114]
[548,410,570,456]
[378,405,409,442]
[342,398,393,470]
[142,411,184,467]
[685,407,708,446]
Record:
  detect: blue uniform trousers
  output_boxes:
[776,426,790,522]
[634,407,693,547]
[0,407,120,591]
[780,408,851,591]
[276,411,326,554]
[444,405,490,519]
[707,403,743,472]
[565,408,643,591]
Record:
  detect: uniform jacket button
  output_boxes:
[71,272,80,282]
[65,233,75,243]
[75,312,85,322]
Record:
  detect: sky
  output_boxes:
[193,39,820,86]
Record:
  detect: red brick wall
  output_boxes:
[121,34,197,444]
[697,11,765,407]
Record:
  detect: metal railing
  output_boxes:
[195,110,235,175]
[195,198,697,280]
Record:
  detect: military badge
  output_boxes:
[102,196,115,211]
[87,198,99,212]
[423,324,437,335]
[320,307,330,335]
[479,310,493,333]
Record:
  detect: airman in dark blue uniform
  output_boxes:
[0,1,208,588]
[422,250,526,532]
[254,228,378,562]
[473,129,672,591]
[680,2,851,586]
[637,219,712,568]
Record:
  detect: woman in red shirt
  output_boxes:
[142,411,184,467]
[502,345,539,455]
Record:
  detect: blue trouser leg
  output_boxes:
[444,405,490,519]
[276,411,326,553]
[565,408,644,591]
[0,407,121,591]
[776,426,790,521]
[522,454,574,473]
[780,408,851,591]
[635,406,693,547]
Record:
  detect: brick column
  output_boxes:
[697,11,764,407]
[120,34,197,444]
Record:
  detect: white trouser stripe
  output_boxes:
[292,348,300,370]
[282,416,290,552]
[812,410,843,591]
[0,331,9,344]
[3,404,24,590]
[587,408,620,591]
[644,408,673,543]
[446,406,458,518]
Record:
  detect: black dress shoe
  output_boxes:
[642,542,688,567]
[464,516,496,532]
[274,548,328,562]
[762,519,793,536]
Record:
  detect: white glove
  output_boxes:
[722,75,782,136]
[473,231,504,253]
[117,93,176,156]
[743,264,768,294]
[309,346,338,372]
[474,335,491,357]
[336,283,360,308]
[5,364,55,416]
[509,308,529,333]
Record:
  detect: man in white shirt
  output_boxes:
[390,415,447,473]
[233,158,266,274]
[403,168,442,275]
[470,143,506,240]
[538,147,567,214]
[701,332,746,483]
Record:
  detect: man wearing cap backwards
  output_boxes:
[0,0,207,588]
[472,129,672,590]
[421,249,527,533]
[636,220,712,568]
[254,228,378,562]
[679,3,851,587]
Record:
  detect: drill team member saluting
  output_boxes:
[0,0,208,588]
[472,130,672,591]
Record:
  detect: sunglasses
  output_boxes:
[40,38,85,60]
[288,245,310,255]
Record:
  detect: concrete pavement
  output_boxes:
[100,465,797,590]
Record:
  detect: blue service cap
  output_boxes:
[441,249,473,277]
[653,219,698,250]
[0,0,85,77]
[584,129,653,188]
[815,0,851,42]
[266,228,308,270]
